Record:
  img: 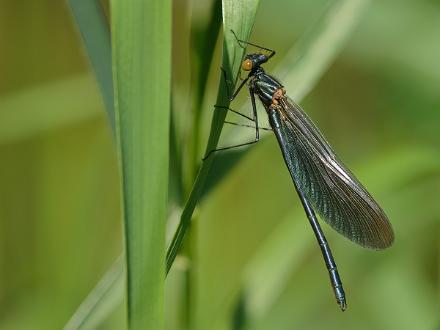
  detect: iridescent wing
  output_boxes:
[271,97,394,249]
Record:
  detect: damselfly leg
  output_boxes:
[203,88,261,160]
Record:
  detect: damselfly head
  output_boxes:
[241,53,268,71]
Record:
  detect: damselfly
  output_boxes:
[205,31,394,311]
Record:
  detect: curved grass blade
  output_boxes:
[68,0,115,133]
[111,0,171,328]
[186,0,223,185]
[165,0,260,274]
[63,257,124,330]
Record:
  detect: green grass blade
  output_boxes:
[165,0,260,274]
[63,257,125,330]
[186,0,222,189]
[68,0,115,133]
[111,0,171,328]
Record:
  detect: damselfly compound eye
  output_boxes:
[242,59,253,71]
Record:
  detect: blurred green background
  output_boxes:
[0,0,438,329]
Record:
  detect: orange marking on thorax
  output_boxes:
[270,88,285,107]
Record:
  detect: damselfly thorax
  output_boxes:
[248,68,284,107]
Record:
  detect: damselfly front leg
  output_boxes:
[230,30,276,60]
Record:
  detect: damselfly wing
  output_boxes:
[268,95,394,249]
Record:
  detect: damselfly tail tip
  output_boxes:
[338,298,347,312]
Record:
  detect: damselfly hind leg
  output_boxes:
[203,90,261,160]
[225,121,272,131]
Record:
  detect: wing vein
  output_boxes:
[271,97,394,249]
